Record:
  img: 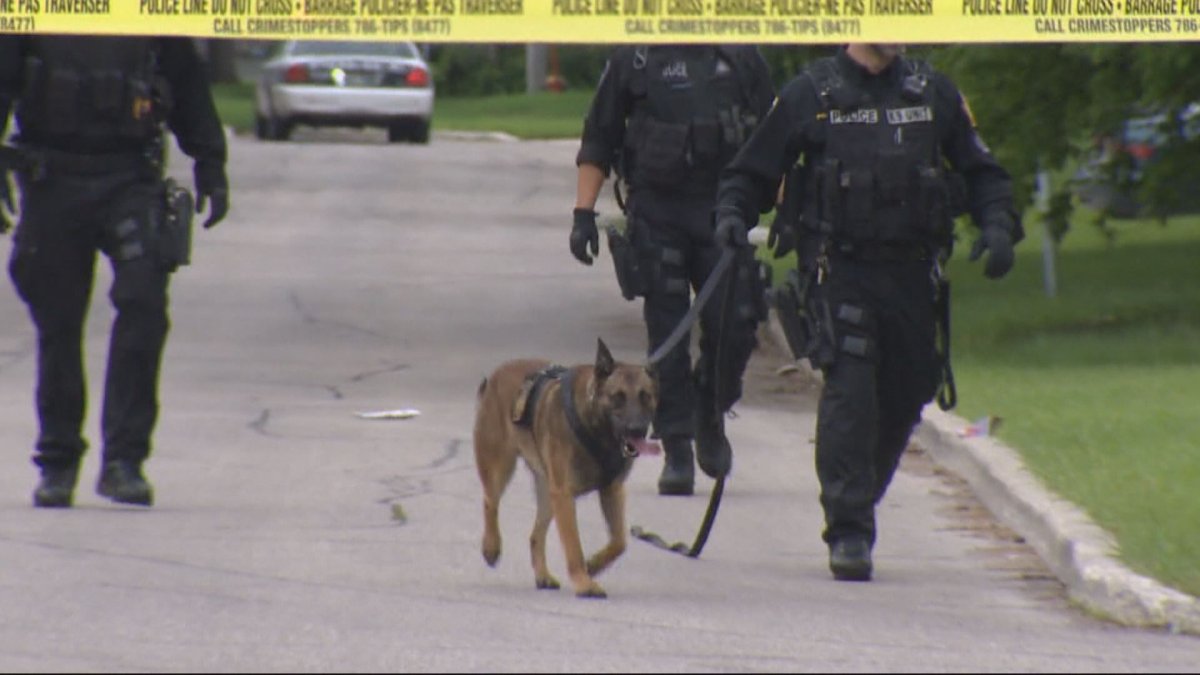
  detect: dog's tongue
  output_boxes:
[628,437,661,456]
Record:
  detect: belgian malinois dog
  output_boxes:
[473,339,659,598]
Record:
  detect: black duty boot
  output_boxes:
[829,535,873,582]
[694,408,731,479]
[657,437,695,496]
[33,464,80,508]
[96,461,154,507]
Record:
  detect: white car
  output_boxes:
[255,40,434,144]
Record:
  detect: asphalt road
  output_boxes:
[0,129,1197,672]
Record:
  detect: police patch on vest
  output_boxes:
[829,109,878,125]
[886,106,933,125]
[661,61,688,80]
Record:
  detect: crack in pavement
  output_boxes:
[376,439,470,506]
[287,289,392,341]
[248,409,282,438]
[348,362,410,383]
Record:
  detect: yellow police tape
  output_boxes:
[0,0,1198,42]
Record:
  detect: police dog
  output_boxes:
[473,339,658,598]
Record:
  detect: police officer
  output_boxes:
[715,44,1021,580]
[0,35,229,508]
[572,44,775,496]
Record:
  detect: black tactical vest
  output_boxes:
[623,45,757,193]
[801,57,952,246]
[17,36,165,152]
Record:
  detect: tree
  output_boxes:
[928,44,1200,242]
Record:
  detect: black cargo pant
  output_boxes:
[629,191,759,441]
[810,255,941,546]
[8,161,171,472]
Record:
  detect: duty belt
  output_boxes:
[829,240,934,263]
[19,147,157,177]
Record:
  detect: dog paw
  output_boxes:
[535,576,561,590]
[482,548,500,568]
[482,536,501,567]
[575,584,608,599]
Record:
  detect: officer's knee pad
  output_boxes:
[650,244,689,299]
[831,301,877,363]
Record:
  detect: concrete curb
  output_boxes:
[432,130,520,143]
[761,312,1200,636]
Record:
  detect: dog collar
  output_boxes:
[560,368,629,489]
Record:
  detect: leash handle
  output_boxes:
[631,476,726,559]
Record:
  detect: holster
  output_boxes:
[605,223,646,301]
[769,267,814,362]
[159,178,194,269]
[772,265,841,369]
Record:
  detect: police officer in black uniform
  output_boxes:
[0,35,230,508]
[571,44,775,496]
[715,44,1021,580]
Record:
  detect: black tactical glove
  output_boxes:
[570,207,600,265]
[0,173,14,235]
[194,161,229,229]
[713,207,749,248]
[968,212,1016,279]
[766,215,796,259]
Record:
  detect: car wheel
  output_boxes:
[257,114,291,142]
[387,120,431,144]
[254,114,270,141]
[410,120,431,145]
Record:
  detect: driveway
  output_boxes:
[0,130,1196,671]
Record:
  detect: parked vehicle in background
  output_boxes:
[1072,103,1200,218]
[255,40,434,143]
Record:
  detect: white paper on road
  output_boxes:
[355,409,421,420]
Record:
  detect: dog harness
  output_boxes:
[511,365,631,488]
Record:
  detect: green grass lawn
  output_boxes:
[212,84,591,140]
[212,82,256,133]
[213,84,1200,599]
[432,90,592,139]
[944,213,1200,598]
[764,213,1200,598]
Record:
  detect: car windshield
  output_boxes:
[288,41,417,58]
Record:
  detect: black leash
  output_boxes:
[646,246,736,366]
[632,243,740,558]
[935,277,957,411]
[630,475,725,557]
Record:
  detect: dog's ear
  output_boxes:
[644,362,659,384]
[595,338,615,380]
